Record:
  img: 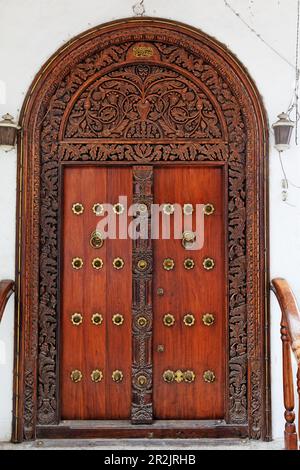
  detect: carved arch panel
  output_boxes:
[13,18,269,441]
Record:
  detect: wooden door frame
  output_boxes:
[12,18,270,442]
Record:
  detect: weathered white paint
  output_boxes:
[0,0,299,442]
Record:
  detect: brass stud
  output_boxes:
[163,203,175,215]
[157,344,165,353]
[138,203,148,214]
[92,203,104,216]
[183,370,196,383]
[163,370,175,383]
[163,258,175,271]
[70,370,82,383]
[183,204,194,215]
[112,313,124,326]
[72,257,83,270]
[137,316,148,327]
[202,313,215,326]
[183,313,195,327]
[91,313,103,326]
[204,203,215,216]
[157,287,164,296]
[137,375,148,387]
[174,370,184,383]
[92,257,104,270]
[163,313,175,327]
[137,259,148,271]
[71,312,83,326]
[90,230,104,249]
[113,203,125,215]
[91,369,103,383]
[112,370,123,383]
[203,258,215,271]
[203,370,216,383]
[184,258,195,270]
[113,257,125,270]
[72,203,84,215]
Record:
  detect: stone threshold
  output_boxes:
[0,438,284,450]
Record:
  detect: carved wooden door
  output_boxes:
[16,20,269,442]
[60,164,225,421]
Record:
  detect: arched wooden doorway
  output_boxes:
[13,18,269,442]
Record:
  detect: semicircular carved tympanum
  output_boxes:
[63,64,226,141]
[15,19,268,442]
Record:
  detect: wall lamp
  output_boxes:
[272,112,295,152]
[0,114,21,152]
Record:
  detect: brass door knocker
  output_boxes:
[182,231,196,249]
[90,230,104,249]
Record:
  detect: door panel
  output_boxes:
[105,167,132,418]
[61,164,226,421]
[61,166,132,419]
[153,166,226,419]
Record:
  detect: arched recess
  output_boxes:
[13,18,269,442]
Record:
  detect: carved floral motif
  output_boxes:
[64,65,223,140]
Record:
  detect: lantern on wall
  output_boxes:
[0,114,21,152]
[272,112,295,152]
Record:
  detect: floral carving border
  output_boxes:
[13,19,269,442]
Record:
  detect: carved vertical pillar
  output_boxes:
[131,166,153,424]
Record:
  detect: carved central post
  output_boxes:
[131,166,153,424]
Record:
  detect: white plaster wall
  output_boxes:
[0,0,299,442]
